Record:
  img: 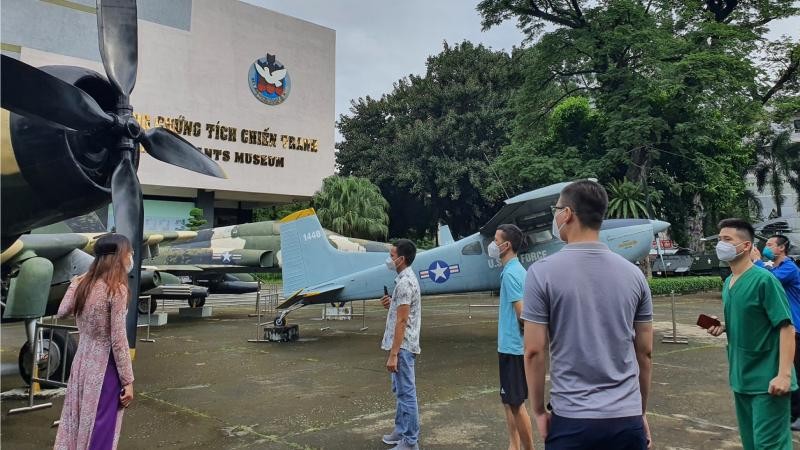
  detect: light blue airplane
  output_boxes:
[273,181,669,333]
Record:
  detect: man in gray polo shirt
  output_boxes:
[522,180,654,450]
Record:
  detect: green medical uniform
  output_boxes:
[723,265,797,450]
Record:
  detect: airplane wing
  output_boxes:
[2,233,91,263]
[276,284,345,310]
[479,182,572,235]
[142,264,204,273]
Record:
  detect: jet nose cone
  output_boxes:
[650,220,670,233]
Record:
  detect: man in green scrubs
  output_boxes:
[707,218,797,450]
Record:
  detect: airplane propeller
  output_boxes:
[0,0,226,350]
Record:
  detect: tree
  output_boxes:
[478,0,799,248]
[185,208,207,231]
[337,41,524,238]
[253,202,310,222]
[607,178,649,219]
[751,129,800,217]
[312,176,389,240]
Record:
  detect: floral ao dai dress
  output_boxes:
[54,279,134,450]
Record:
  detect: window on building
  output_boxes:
[793,119,800,132]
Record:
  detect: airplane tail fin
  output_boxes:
[437,223,454,246]
[279,209,385,297]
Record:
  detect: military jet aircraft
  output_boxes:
[147,215,390,278]
[1,0,224,383]
[0,231,195,384]
[271,181,669,338]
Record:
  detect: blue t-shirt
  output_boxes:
[756,258,800,330]
[498,257,526,355]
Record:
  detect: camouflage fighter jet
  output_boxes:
[1,230,197,384]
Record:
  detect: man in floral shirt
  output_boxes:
[380,239,421,450]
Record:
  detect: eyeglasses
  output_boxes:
[550,205,567,215]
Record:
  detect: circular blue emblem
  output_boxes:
[428,260,451,284]
[248,53,291,105]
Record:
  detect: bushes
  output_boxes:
[648,276,722,296]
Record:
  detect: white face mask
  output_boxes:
[125,254,135,273]
[488,241,506,260]
[716,241,746,262]
[487,241,501,260]
[552,209,567,242]
[385,256,399,271]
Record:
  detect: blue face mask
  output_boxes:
[763,246,775,261]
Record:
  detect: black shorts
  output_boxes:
[498,352,527,406]
[546,414,647,450]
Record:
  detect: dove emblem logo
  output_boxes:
[249,53,291,105]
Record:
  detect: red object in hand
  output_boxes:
[697,314,721,329]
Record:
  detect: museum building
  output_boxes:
[1,0,336,230]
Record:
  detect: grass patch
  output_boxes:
[648,276,722,296]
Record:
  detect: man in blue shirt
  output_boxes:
[753,234,800,429]
[489,223,533,450]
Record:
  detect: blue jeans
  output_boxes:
[391,349,419,445]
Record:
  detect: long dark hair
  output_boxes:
[74,234,132,315]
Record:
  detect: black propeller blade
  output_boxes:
[110,155,144,349]
[97,0,138,97]
[110,156,142,262]
[141,128,227,178]
[2,0,226,351]
[0,55,114,131]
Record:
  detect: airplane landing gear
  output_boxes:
[265,303,304,341]
[18,328,77,387]
[264,324,299,342]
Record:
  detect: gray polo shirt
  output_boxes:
[522,241,652,419]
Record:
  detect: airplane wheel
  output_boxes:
[137,297,157,315]
[18,329,77,387]
[188,296,206,308]
[274,316,285,327]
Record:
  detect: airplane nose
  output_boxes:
[650,220,670,233]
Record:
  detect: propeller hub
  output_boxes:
[123,116,142,140]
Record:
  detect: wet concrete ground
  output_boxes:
[2,291,799,449]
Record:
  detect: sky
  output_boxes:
[243,0,799,136]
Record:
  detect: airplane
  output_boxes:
[1,0,225,384]
[270,181,670,340]
[0,231,197,385]
[147,215,391,278]
[9,211,392,319]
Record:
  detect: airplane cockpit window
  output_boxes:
[527,229,553,245]
[462,241,483,255]
[515,210,551,232]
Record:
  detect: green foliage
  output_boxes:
[478,0,799,248]
[607,178,649,219]
[648,276,723,296]
[750,130,800,216]
[251,272,282,283]
[185,208,207,231]
[253,202,310,222]
[337,41,524,238]
[312,176,389,240]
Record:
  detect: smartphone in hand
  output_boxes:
[697,314,721,329]
[381,286,391,310]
